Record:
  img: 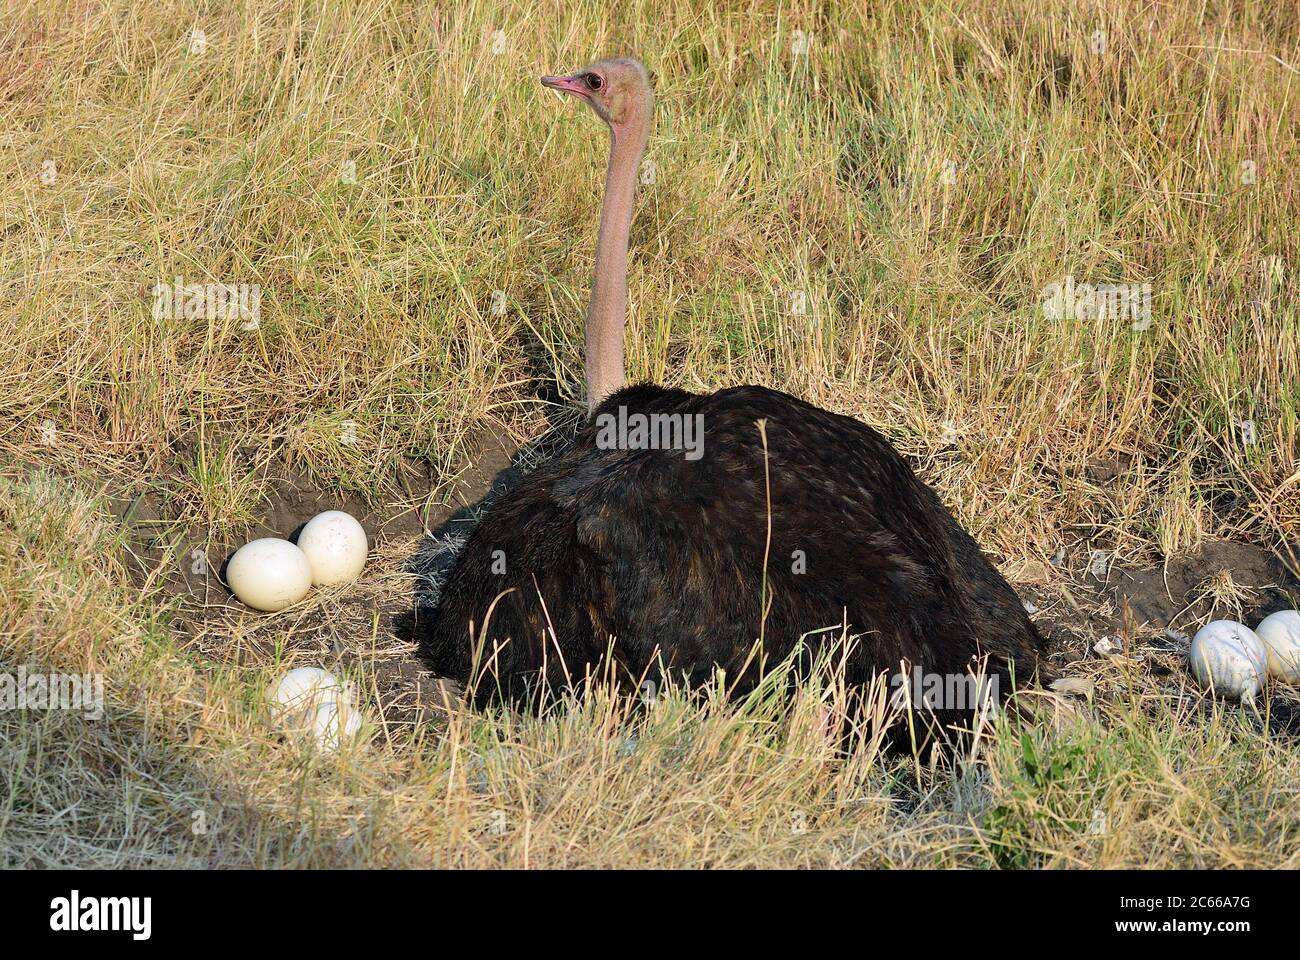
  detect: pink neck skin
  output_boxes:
[586,118,648,414]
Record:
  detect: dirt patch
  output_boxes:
[1110,542,1298,632]
[1020,541,1300,735]
[107,426,517,737]
[1020,541,1300,656]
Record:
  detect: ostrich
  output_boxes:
[418,58,1047,732]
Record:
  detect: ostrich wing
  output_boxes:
[552,386,976,689]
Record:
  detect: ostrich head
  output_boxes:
[541,59,654,413]
[541,59,653,140]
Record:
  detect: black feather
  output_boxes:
[417,383,1048,734]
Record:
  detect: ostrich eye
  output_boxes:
[585,73,603,90]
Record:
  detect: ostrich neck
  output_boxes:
[586,122,647,413]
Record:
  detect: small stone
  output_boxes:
[1050,677,1095,698]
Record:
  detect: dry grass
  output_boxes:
[1,0,1299,867]
[5,472,1300,868]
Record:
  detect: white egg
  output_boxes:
[1189,620,1268,700]
[266,667,363,751]
[310,699,363,752]
[296,511,368,586]
[266,666,346,722]
[1255,610,1300,682]
[226,538,313,611]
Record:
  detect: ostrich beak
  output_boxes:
[541,74,589,101]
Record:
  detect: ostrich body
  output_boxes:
[419,60,1046,721]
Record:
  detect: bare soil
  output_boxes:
[105,427,516,737]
